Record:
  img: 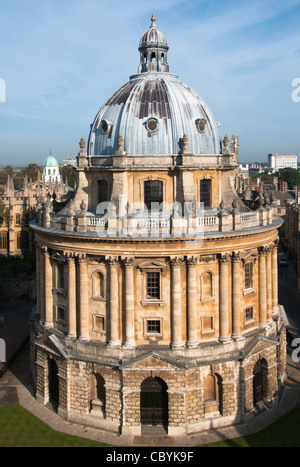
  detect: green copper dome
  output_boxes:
[43,153,59,167]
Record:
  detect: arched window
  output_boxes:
[0,232,8,250]
[98,179,109,205]
[144,180,163,211]
[200,179,212,208]
[90,373,106,417]
[151,52,156,62]
[93,271,105,299]
[201,271,214,299]
[204,373,223,416]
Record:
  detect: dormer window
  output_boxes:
[101,120,111,134]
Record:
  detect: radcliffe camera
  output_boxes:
[0,1,300,452]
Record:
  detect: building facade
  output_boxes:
[268,153,298,172]
[31,17,286,439]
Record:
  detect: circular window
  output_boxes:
[196,119,206,133]
[146,118,158,132]
[101,120,109,134]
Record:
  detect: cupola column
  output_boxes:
[67,253,77,338]
[170,257,184,349]
[187,256,198,347]
[123,257,136,349]
[78,254,89,341]
[107,256,121,348]
[219,254,232,343]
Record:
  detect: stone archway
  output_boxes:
[49,359,59,410]
[140,377,168,429]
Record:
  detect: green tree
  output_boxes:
[278,168,300,190]
[60,165,76,187]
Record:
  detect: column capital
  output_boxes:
[105,255,119,265]
[122,256,134,267]
[186,255,199,266]
[219,253,232,263]
[170,256,184,267]
[232,251,241,262]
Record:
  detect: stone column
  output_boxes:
[271,241,279,313]
[266,247,273,322]
[219,253,232,343]
[232,252,242,339]
[78,254,89,341]
[35,244,41,317]
[258,247,267,328]
[187,256,198,347]
[170,257,184,349]
[123,257,136,349]
[107,256,120,347]
[66,253,77,338]
[43,247,53,328]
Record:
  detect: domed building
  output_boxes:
[43,152,61,184]
[31,16,286,440]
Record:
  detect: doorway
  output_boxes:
[140,377,168,430]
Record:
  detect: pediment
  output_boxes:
[42,334,69,360]
[120,352,187,370]
[242,336,278,360]
[137,259,166,271]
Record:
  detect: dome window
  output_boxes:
[101,120,110,134]
[146,117,158,133]
[196,118,206,133]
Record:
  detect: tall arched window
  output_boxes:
[253,358,268,406]
[200,179,212,208]
[204,373,223,416]
[93,271,105,299]
[90,373,106,417]
[201,271,214,299]
[144,180,163,210]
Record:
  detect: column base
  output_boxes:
[171,342,185,350]
[218,336,232,344]
[232,333,245,341]
[187,341,199,348]
[79,336,90,342]
[123,342,136,350]
[107,341,121,348]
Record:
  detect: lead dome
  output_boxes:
[88,16,221,157]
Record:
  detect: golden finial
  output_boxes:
[151,13,156,26]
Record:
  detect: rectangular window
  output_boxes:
[200,179,211,208]
[144,180,163,211]
[146,272,160,300]
[57,307,66,324]
[0,233,7,250]
[245,263,253,289]
[147,320,161,334]
[245,307,254,321]
[57,263,65,290]
[93,315,105,332]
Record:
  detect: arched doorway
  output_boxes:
[253,359,267,406]
[49,359,59,409]
[140,377,168,429]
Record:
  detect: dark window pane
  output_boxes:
[144,180,163,210]
[200,179,211,208]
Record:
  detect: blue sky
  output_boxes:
[1,0,300,166]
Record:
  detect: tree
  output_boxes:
[60,165,76,187]
[278,168,300,190]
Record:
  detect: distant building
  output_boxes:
[268,153,298,172]
[279,180,288,192]
[43,152,61,184]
